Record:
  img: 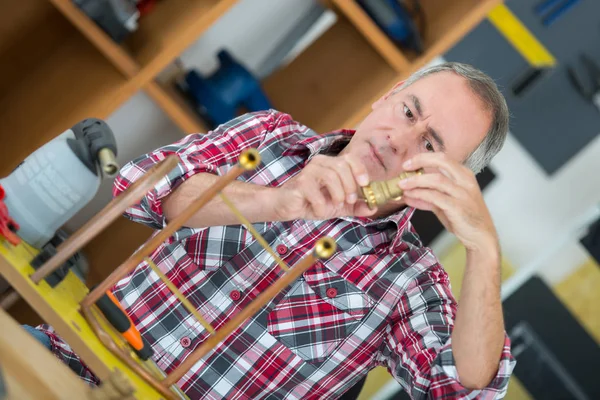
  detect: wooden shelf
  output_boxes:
[50,0,238,89]
[330,0,409,72]
[409,0,503,68]
[0,7,133,176]
[262,15,399,133]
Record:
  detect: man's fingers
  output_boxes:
[345,157,370,187]
[403,153,469,182]
[402,188,454,212]
[319,169,346,205]
[331,159,359,204]
[303,180,328,217]
[402,189,454,231]
[352,201,378,218]
[398,172,465,198]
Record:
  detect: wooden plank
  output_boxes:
[0,308,93,400]
[331,0,409,72]
[0,0,55,55]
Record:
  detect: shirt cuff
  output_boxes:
[431,333,516,398]
[118,151,216,230]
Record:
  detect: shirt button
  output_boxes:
[180,336,192,348]
[326,288,338,298]
[230,290,241,301]
[276,244,288,255]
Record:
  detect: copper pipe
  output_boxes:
[31,156,179,284]
[163,237,336,386]
[80,305,177,400]
[0,289,20,310]
[82,161,252,307]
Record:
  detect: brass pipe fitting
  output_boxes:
[360,169,423,209]
[98,148,119,177]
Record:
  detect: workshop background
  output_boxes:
[1,0,599,399]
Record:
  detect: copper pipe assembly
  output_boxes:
[30,156,180,284]
[164,237,336,386]
[27,146,338,397]
[360,169,424,209]
[77,149,286,399]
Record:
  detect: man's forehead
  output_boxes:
[401,72,491,158]
[404,72,469,96]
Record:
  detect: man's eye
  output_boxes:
[425,140,434,152]
[403,104,414,119]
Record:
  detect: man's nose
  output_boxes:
[385,124,420,155]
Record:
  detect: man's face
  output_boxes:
[342,72,492,181]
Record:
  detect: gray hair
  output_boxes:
[393,62,509,174]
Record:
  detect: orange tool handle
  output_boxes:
[96,290,154,360]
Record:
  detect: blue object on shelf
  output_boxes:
[534,0,581,27]
[181,50,272,129]
[357,0,423,54]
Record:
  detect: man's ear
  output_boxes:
[372,80,405,110]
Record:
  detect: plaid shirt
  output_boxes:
[39,110,515,399]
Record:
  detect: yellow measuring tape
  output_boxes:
[488,3,556,67]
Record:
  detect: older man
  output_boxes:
[38,62,515,399]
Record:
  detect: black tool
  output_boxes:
[567,54,600,112]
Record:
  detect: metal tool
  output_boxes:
[74,0,140,42]
[567,53,600,112]
[360,170,423,210]
[177,50,273,130]
[96,290,190,399]
[534,0,581,27]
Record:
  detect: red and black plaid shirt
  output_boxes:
[40,110,515,399]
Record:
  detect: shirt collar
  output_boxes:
[282,129,355,158]
[283,128,416,252]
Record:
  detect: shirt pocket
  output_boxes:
[267,261,374,364]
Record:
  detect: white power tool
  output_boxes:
[0,118,119,286]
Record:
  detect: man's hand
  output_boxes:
[400,152,506,389]
[399,153,498,254]
[274,154,377,221]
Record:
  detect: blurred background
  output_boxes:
[0,0,598,399]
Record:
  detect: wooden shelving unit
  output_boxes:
[410,0,505,68]
[2,0,503,323]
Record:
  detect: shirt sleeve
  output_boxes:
[34,324,100,387]
[379,262,516,399]
[112,109,282,231]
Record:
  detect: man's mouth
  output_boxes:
[369,143,386,171]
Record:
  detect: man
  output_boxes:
[37,62,515,399]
